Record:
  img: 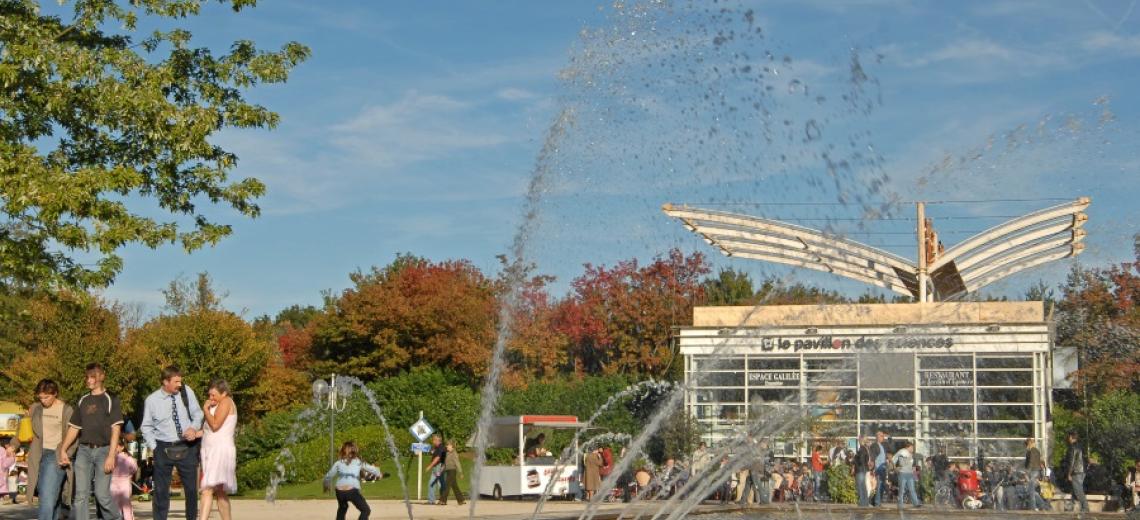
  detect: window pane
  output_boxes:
[861,390,914,404]
[978,388,1033,403]
[926,422,975,437]
[807,389,857,403]
[978,439,1027,458]
[864,422,915,438]
[978,405,1033,421]
[861,404,914,421]
[813,405,857,421]
[748,388,798,404]
[976,356,1032,369]
[748,358,799,370]
[921,388,973,403]
[976,371,1032,386]
[977,422,1033,438]
[919,356,972,369]
[812,422,858,438]
[922,438,973,458]
[923,404,972,421]
[695,357,744,371]
[699,372,744,386]
[695,389,747,403]
[805,357,855,370]
[806,371,856,386]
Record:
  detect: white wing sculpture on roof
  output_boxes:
[662,197,1088,301]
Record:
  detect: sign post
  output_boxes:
[408,412,434,501]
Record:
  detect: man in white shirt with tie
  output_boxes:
[141,365,204,520]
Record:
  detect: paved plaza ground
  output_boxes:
[0,500,1128,520]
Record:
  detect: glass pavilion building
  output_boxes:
[680,301,1054,462]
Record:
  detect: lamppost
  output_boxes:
[312,374,351,467]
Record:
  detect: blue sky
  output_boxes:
[95,0,1140,318]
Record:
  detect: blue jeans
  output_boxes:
[874,465,887,506]
[1071,473,1089,512]
[897,472,920,507]
[427,469,444,503]
[73,445,120,520]
[37,449,67,520]
[855,470,868,506]
[813,471,823,499]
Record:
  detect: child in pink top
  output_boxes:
[111,442,138,520]
[0,441,16,504]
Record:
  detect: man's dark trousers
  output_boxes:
[152,441,199,520]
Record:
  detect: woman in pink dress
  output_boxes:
[199,379,237,520]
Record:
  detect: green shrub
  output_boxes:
[235,367,479,464]
[237,424,396,491]
[826,463,856,504]
[919,466,934,503]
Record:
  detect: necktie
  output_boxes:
[170,394,183,438]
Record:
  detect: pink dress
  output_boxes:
[200,406,237,493]
[111,452,137,520]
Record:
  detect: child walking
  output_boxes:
[111,441,138,520]
[324,441,383,520]
[0,440,17,505]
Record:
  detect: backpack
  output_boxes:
[1038,480,1054,499]
[599,447,614,477]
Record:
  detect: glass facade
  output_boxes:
[681,323,1052,462]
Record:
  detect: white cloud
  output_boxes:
[497,87,540,101]
[1081,31,1140,55]
[329,90,511,169]
[892,38,1072,84]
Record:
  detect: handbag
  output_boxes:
[17,416,33,443]
[1039,480,1054,499]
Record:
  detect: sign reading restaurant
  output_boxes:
[751,335,955,352]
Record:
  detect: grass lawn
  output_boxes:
[235,454,477,500]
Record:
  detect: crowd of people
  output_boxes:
[598,428,1139,513]
[9,363,237,520]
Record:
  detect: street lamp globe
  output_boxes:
[311,379,329,403]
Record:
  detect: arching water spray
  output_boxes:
[468,108,576,520]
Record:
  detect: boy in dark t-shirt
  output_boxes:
[58,363,124,520]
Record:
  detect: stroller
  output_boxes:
[957,467,983,509]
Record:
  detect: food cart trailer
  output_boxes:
[477,415,584,500]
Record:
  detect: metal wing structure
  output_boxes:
[928,197,1089,299]
[661,203,920,298]
[662,197,1089,301]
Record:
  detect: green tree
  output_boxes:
[128,273,272,413]
[0,0,308,289]
[702,268,755,306]
[0,291,153,408]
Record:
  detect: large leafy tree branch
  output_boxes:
[0,0,309,288]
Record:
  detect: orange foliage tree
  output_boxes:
[308,254,498,383]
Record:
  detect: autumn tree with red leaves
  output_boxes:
[554,249,709,379]
[1056,244,1140,394]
